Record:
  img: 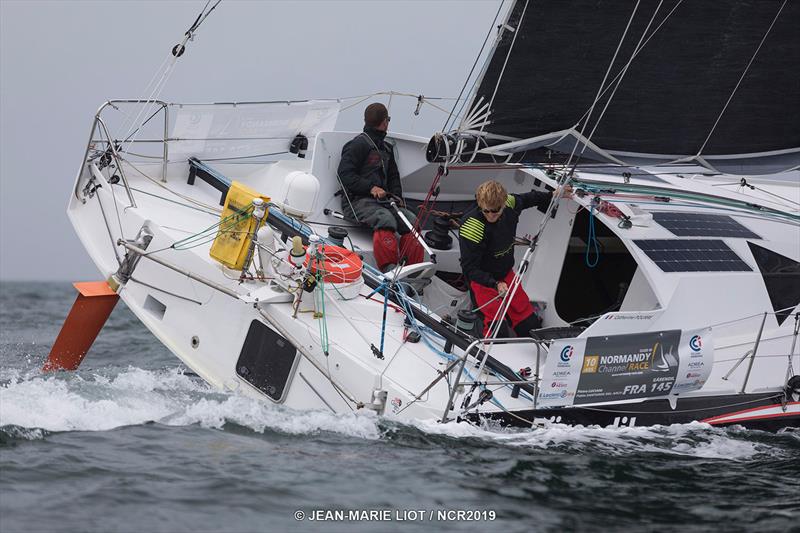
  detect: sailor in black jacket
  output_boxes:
[459,179,570,336]
[338,103,422,271]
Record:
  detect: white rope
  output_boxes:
[695,0,788,157]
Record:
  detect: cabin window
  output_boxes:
[554,209,638,324]
[748,241,800,326]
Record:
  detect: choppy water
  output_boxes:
[1,282,798,533]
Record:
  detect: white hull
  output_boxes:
[67,100,800,430]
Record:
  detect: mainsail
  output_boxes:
[439,0,799,174]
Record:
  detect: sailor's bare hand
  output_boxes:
[370,186,387,199]
[496,281,508,295]
[558,185,574,199]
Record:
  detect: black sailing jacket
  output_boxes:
[337,127,402,200]
[458,191,552,288]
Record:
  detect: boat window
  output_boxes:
[236,320,299,402]
[554,209,637,324]
[748,241,800,326]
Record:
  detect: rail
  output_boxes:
[75,100,170,208]
[441,336,546,423]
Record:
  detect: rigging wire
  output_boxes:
[443,0,506,132]
[112,55,173,143]
[478,2,655,339]
[571,0,684,133]
[119,156,222,213]
[584,1,663,144]
[118,0,223,154]
[478,0,530,136]
[563,0,641,172]
[695,0,788,159]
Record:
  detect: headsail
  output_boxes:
[438,0,799,174]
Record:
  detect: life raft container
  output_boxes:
[306,245,363,284]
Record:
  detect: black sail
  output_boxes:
[465,0,800,174]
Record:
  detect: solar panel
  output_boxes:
[634,239,752,272]
[651,212,760,239]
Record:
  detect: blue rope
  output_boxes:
[378,282,390,356]
[393,282,510,411]
[268,208,515,410]
[585,202,600,268]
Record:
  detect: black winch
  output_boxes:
[424,216,453,250]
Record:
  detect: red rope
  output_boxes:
[397,165,445,260]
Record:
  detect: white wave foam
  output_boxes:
[408,418,761,460]
[0,366,767,456]
[0,367,380,440]
[0,370,185,432]
[168,396,380,439]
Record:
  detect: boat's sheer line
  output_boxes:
[696,0,789,158]
[574,393,784,416]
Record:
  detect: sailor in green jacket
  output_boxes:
[460,180,571,336]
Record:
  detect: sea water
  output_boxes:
[1,282,798,532]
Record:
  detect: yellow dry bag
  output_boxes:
[209,181,270,270]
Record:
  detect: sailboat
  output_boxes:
[56,0,799,431]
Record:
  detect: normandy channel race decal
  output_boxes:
[538,328,713,407]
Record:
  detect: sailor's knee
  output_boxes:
[371,208,398,231]
[400,209,417,224]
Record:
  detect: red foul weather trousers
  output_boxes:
[470,269,534,335]
[373,229,423,270]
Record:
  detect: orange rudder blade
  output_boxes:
[42,281,120,372]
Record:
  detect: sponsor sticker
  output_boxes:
[689,335,702,352]
[560,346,574,362]
[391,398,402,414]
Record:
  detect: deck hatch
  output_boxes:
[651,212,760,239]
[236,320,299,402]
[634,239,752,273]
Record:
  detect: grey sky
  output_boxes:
[0,0,502,281]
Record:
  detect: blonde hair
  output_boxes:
[476,180,507,210]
